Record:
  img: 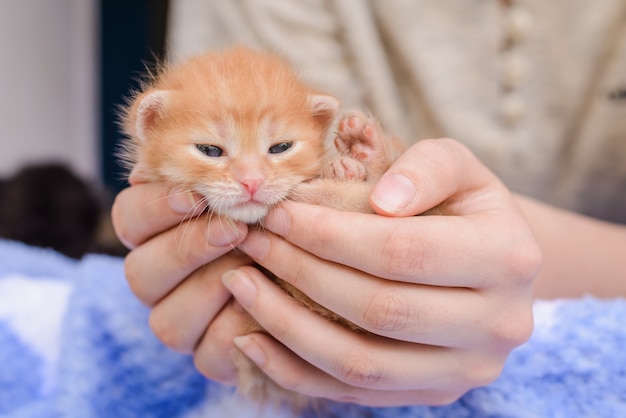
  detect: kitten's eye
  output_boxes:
[196,144,224,158]
[268,141,293,154]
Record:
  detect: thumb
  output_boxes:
[370,171,419,216]
[369,138,484,216]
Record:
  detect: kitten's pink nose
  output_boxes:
[241,178,264,197]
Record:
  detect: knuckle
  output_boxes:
[111,191,137,248]
[124,252,152,305]
[413,137,477,185]
[273,369,305,393]
[492,218,543,288]
[413,137,461,163]
[170,222,210,268]
[508,238,543,286]
[263,310,293,341]
[192,354,213,381]
[335,352,382,387]
[426,390,465,406]
[460,355,506,388]
[488,308,534,349]
[473,363,503,388]
[380,227,424,281]
[278,256,306,292]
[193,318,241,384]
[148,310,193,353]
[362,287,411,333]
[431,137,471,160]
[312,212,336,250]
[332,393,367,404]
[193,349,235,384]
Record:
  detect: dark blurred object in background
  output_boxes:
[0,163,123,259]
[100,0,168,194]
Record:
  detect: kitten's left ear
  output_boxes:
[309,94,340,128]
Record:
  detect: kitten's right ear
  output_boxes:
[309,94,340,128]
[134,90,169,142]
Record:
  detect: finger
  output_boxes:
[237,230,513,348]
[368,138,498,217]
[234,333,461,406]
[194,298,254,384]
[148,252,252,353]
[125,215,248,306]
[111,183,208,248]
[222,267,502,391]
[260,203,535,290]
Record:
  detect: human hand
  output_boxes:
[222,138,541,406]
[111,180,252,383]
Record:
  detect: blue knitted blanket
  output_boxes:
[1,238,624,417]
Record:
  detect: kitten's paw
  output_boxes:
[335,111,385,162]
[323,156,367,180]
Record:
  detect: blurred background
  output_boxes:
[0,0,169,257]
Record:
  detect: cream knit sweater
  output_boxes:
[167,0,626,223]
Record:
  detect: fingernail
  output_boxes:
[262,207,291,237]
[222,270,257,308]
[371,173,417,214]
[167,186,199,214]
[233,335,267,366]
[237,231,270,262]
[206,217,246,247]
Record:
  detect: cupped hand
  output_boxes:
[223,138,541,406]
[111,181,251,383]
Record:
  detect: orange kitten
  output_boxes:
[119,46,402,411]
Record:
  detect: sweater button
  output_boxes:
[502,94,524,126]
[503,7,533,43]
[501,51,526,91]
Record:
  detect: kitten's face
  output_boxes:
[123,48,340,224]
